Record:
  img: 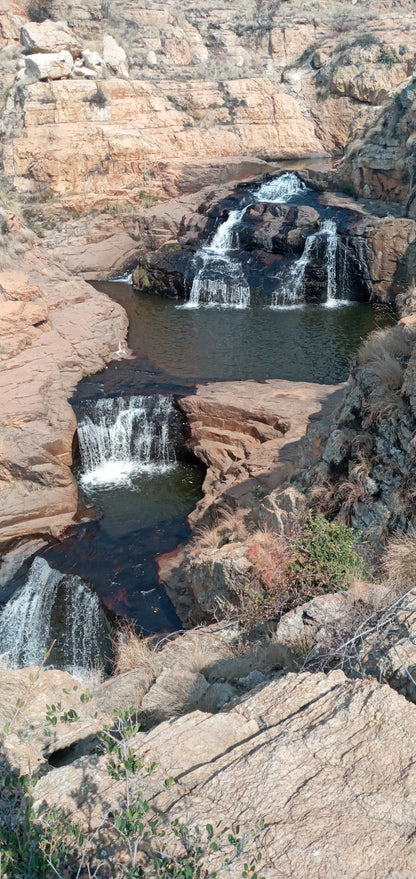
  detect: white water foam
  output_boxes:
[78,395,176,489]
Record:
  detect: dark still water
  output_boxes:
[87,282,396,390]
[40,281,395,640]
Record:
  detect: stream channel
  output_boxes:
[0,173,397,673]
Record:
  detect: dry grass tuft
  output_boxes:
[112,624,161,685]
[192,507,250,554]
[162,630,234,675]
[358,325,415,365]
[363,386,406,424]
[364,350,404,390]
[382,530,416,593]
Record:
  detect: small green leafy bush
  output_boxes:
[290,511,364,595]
[378,46,399,68]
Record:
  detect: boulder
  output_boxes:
[34,671,416,877]
[20,19,82,57]
[81,48,106,74]
[103,33,128,78]
[25,49,73,80]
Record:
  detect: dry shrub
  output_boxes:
[358,324,415,365]
[192,507,250,554]
[112,623,161,684]
[230,529,296,630]
[162,630,234,675]
[382,530,416,593]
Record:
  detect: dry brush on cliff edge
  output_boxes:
[298,301,416,545]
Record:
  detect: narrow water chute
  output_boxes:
[271,218,340,308]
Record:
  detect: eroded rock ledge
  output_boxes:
[159,379,344,621]
[0,219,127,560]
[18,668,416,878]
[178,379,345,520]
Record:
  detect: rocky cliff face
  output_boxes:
[0,209,127,559]
[1,0,416,216]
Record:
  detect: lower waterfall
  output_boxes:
[77,395,177,488]
[0,557,111,672]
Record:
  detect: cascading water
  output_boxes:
[77,395,176,488]
[0,557,111,672]
[186,172,306,309]
[271,219,340,309]
[322,219,338,308]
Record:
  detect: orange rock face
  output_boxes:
[0,250,127,549]
[2,78,323,208]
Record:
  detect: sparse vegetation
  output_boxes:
[378,45,399,67]
[87,87,108,108]
[219,513,365,630]
[354,33,379,48]
[27,0,53,22]
[1,685,267,879]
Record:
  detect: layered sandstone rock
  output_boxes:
[32,670,416,877]
[2,0,415,214]
[0,226,127,551]
[177,379,345,520]
[1,77,322,207]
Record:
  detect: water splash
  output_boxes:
[78,395,176,488]
[271,219,340,308]
[185,172,305,309]
[0,557,110,672]
[255,173,306,202]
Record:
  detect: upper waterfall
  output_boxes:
[186,172,306,309]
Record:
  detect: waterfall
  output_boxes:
[322,219,338,308]
[77,395,176,489]
[186,208,250,309]
[185,172,305,309]
[271,219,340,308]
[0,557,111,672]
[254,173,306,202]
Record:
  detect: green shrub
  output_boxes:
[290,511,364,595]
[378,46,399,68]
